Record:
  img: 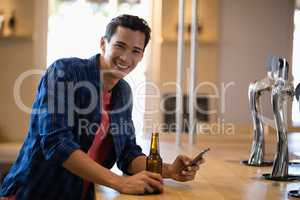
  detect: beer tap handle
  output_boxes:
[278,58,289,81]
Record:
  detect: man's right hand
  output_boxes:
[63,151,163,195]
[117,170,163,194]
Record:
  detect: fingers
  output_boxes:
[144,176,163,193]
[169,154,206,183]
[181,155,206,166]
[144,183,154,194]
[179,156,203,177]
[197,158,205,165]
[143,172,163,193]
[120,172,164,195]
[182,165,199,176]
[182,170,196,178]
[145,171,163,183]
[178,155,193,166]
[137,171,163,194]
[179,155,203,170]
[185,165,200,172]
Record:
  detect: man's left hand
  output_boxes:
[167,155,205,182]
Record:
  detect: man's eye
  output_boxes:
[133,50,141,54]
[115,44,124,48]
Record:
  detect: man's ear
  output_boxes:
[100,36,106,54]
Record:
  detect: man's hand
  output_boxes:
[167,155,204,182]
[117,170,163,194]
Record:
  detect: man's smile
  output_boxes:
[116,63,130,70]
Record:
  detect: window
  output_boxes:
[47,0,151,135]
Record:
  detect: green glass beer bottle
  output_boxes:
[146,132,163,193]
[146,132,162,174]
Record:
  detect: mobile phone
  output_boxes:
[189,148,210,166]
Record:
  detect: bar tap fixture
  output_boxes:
[269,58,293,178]
[242,56,279,166]
[262,58,300,181]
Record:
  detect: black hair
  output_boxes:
[105,14,151,50]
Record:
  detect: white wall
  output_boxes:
[219,0,294,124]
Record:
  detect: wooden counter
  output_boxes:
[95,132,300,200]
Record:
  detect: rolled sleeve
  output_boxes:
[117,136,145,175]
[40,127,80,165]
[52,136,80,164]
[37,61,80,165]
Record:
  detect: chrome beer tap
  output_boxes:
[270,58,294,178]
[244,56,279,166]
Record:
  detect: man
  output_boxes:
[0,15,203,200]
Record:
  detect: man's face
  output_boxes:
[100,26,145,82]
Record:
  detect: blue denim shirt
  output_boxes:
[0,54,145,200]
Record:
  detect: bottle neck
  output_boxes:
[150,132,160,154]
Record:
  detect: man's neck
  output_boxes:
[102,76,116,91]
[99,55,118,91]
